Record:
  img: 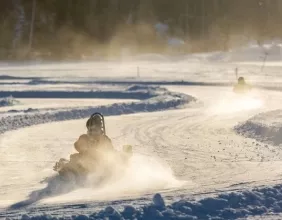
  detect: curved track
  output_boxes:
[1,86,282,215]
[114,87,282,193]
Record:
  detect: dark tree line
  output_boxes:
[0,0,281,60]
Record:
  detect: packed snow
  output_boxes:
[0,96,20,107]
[2,42,282,219]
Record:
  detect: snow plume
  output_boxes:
[86,154,184,197]
[43,152,185,204]
[7,149,184,208]
[7,174,79,209]
[207,90,264,115]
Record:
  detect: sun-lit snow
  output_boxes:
[2,43,282,219]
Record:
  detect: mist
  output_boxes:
[0,0,281,61]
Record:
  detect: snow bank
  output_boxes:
[178,40,282,63]
[0,96,20,107]
[0,90,155,100]
[13,183,282,219]
[235,109,282,146]
[229,41,282,62]
[0,86,195,134]
[0,75,38,80]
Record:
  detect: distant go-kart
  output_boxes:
[233,77,252,94]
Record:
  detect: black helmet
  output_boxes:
[86,113,105,135]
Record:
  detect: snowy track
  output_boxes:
[113,87,282,193]
[2,55,282,218]
[2,83,282,218]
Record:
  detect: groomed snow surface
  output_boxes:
[4,85,282,220]
[2,42,282,219]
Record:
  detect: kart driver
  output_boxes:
[233,76,252,93]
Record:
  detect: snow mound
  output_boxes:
[8,108,39,113]
[16,184,282,219]
[0,75,38,80]
[0,90,156,100]
[0,96,20,107]
[126,84,166,92]
[0,86,195,134]
[235,109,282,146]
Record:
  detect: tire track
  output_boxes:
[114,87,282,196]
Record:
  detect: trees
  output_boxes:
[0,0,281,59]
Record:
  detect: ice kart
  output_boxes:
[53,112,133,186]
[233,76,252,94]
[8,113,133,209]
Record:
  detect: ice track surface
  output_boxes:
[2,84,282,218]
